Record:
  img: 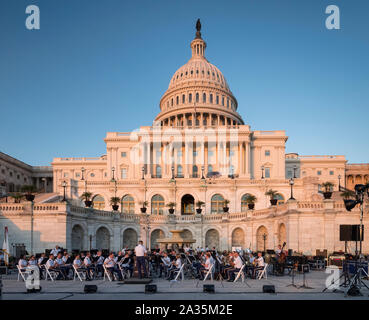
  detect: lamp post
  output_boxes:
[261,165,264,179]
[289,178,295,200]
[141,166,145,180]
[262,233,267,252]
[25,192,35,255]
[293,165,297,179]
[143,214,151,251]
[111,167,115,181]
[201,165,205,180]
[338,174,341,191]
[171,165,175,180]
[62,181,67,202]
[81,167,87,193]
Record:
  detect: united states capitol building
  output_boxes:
[1,22,368,255]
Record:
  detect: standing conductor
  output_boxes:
[135,240,148,279]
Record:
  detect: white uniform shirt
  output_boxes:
[104,257,115,268]
[234,256,243,269]
[135,244,147,257]
[38,257,44,265]
[28,259,37,266]
[84,257,92,267]
[18,259,27,268]
[205,258,212,270]
[256,256,265,267]
[50,248,60,256]
[62,256,68,264]
[55,258,64,266]
[175,258,182,269]
[73,259,82,268]
[46,259,55,268]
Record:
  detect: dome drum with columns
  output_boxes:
[156,21,243,127]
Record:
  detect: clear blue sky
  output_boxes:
[0,0,368,166]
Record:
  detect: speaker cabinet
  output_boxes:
[203,284,215,293]
[340,225,364,241]
[145,284,157,293]
[262,285,275,293]
[84,285,97,293]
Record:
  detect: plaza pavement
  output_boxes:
[1,269,369,300]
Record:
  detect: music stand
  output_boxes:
[286,266,298,288]
[298,265,314,289]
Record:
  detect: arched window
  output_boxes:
[92,195,105,210]
[182,94,185,104]
[151,194,164,215]
[121,195,135,214]
[177,165,183,177]
[241,193,254,212]
[176,96,179,105]
[189,93,192,103]
[209,94,213,103]
[155,165,162,178]
[211,194,224,214]
[171,98,173,106]
[196,93,199,103]
[192,165,198,178]
[203,93,206,103]
[276,194,284,205]
[216,95,219,104]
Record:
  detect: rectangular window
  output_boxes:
[287,170,292,178]
[63,172,69,178]
[265,150,270,156]
[75,173,80,178]
[121,152,127,158]
[265,168,270,178]
[329,171,334,175]
[121,168,127,179]
[317,171,322,176]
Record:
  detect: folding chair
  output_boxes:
[103,264,113,281]
[170,264,185,287]
[45,264,58,281]
[73,265,86,282]
[257,263,268,280]
[118,263,131,280]
[203,264,215,281]
[233,264,246,283]
[17,265,30,282]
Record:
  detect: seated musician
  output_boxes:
[159,252,171,278]
[167,254,182,280]
[120,252,133,277]
[253,252,265,278]
[94,251,105,277]
[83,252,95,280]
[55,252,69,279]
[18,255,28,271]
[27,255,37,266]
[226,251,243,281]
[46,254,64,280]
[104,252,122,281]
[199,253,214,279]
[222,252,234,279]
[50,245,61,257]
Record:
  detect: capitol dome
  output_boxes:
[155,20,244,127]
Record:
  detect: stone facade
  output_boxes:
[0,151,53,196]
[0,200,368,255]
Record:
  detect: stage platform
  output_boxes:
[1,269,369,300]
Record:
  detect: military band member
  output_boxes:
[104,252,122,281]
